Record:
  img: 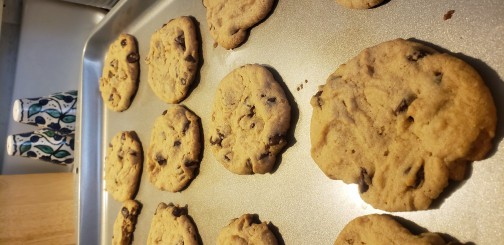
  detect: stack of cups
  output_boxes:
[6,91,77,164]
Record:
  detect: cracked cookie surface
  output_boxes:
[104,131,143,202]
[112,200,141,245]
[203,0,274,49]
[147,105,201,192]
[335,214,447,245]
[99,34,139,112]
[146,16,199,103]
[146,203,200,245]
[210,64,291,174]
[217,214,278,245]
[310,38,496,211]
[335,0,384,9]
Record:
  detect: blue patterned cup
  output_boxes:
[12,90,77,134]
[6,129,74,164]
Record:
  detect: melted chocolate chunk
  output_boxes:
[127,52,139,63]
[162,110,168,115]
[358,168,372,193]
[247,106,256,118]
[406,49,431,62]
[413,165,425,188]
[155,154,167,165]
[173,140,181,147]
[434,71,443,84]
[267,97,277,103]
[120,39,127,47]
[171,207,185,217]
[182,121,190,135]
[184,55,196,63]
[184,161,198,168]
[394,95,416,115]
[121,207,129,218]
[268,134,284,146]
[175,34,186,51]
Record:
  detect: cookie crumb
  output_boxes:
[443,10,455,20]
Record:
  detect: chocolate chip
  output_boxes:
[210,132,225,146]
[120,39,127,47]
[407,49,431,62]
[162,110,167,115]
[413,165,425,188]
[182,121,190,135]
[184,161,198,168]
[434,71,443,84]
[175,34,186,51]
[181,78,187,85]
[247,106,256,118]
[173,140,181,147]
[407,116,414,122]
[267,97,276,103]
[127,52,139,63]
[121,207,129,218]
[250,123,255,129]
[268,134,284,146]
[172,207,183,217]
[259,152,269,160]
[155,154,167,165]
[394,95,416,115]
[404,166,412,175]
[358,168,372,193]
[314,90,324,108]
[260,94,266,98]
[184,55,196,63]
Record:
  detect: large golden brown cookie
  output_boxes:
[311,38,496,211]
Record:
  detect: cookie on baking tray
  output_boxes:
[334,214,447,245]
[99,34,140,112]
[147,105,201,192]
[146,202,200,245]
[104,131,143,202]
[310,38,496,211]
[217,214,278,245]
[203,0,274,49]
[112,200,141,245]
[335,0,384,9]
[145,16,200,104]
[209,64,291,175]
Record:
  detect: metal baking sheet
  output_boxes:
[77,0,504,244]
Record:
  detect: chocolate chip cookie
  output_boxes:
[146,202,200,245]
[335,0,385,9]
[147,105,201,192]
[217,214,278,245]
[104,131,143,202]
[99,34,139,112]
[310,38,496,211]
[335,214,447,245]
[112,200,141,245]
[145,16,200,104]
[209,64,291,174]
[203,0,274,49]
